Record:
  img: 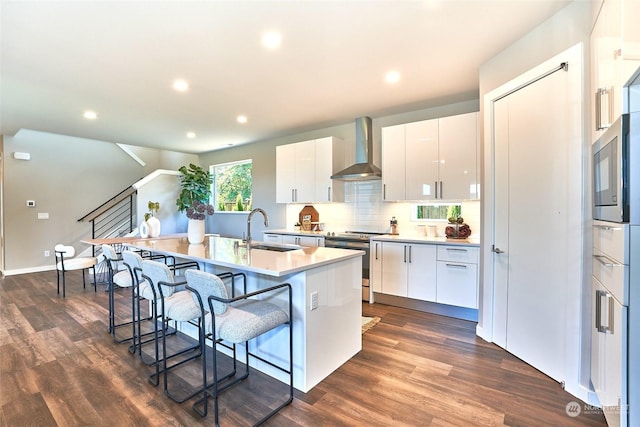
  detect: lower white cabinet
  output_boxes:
[372,240,479,309]
[380,241,436,300]
[264,232,325,247]
[436,245,479,309]
[592,276,627,427]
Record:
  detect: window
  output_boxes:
[211,159,252,212]
[413,203,461,221]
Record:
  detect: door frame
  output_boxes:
[478,43,588,400]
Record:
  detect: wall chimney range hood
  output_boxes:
[331,116,382,181]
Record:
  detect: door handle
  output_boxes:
[491,245,504,254]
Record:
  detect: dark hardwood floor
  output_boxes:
[1,271,607,426]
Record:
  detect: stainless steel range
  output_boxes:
[324,231,387,301]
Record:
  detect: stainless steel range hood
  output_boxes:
[331,116,382,181]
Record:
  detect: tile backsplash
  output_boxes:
[286,180,480,237]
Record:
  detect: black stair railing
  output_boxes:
[77,185,139,283]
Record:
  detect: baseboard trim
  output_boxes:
[2,265,56,276]
[372,292,479,322]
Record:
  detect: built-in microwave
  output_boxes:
[593,114,630,222]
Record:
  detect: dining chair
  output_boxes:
[54,244,98,298]
[102,244,137,343]
[184,269,293,426]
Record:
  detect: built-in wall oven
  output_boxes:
[324,231,386,301]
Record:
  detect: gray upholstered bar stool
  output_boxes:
[140,259,202,386]
[184,269,293,426]
[102,244,136,342]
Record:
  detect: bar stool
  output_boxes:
[102,244,136,342]
[140,259,202,386]
[184,269,293,426]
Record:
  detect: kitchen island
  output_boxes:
[104,234,364,393]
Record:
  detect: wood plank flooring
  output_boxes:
[1,271,607,426]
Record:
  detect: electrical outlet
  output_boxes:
[44,250,50,257]
[310,291,318,311]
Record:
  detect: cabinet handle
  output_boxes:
[595,87,614,131]
[434,181,438,199]
[328,187,331,202]
[375,243,379,260]
[439,181,443,199]
[446,248,467,252]
[403,245,407,263]
[595,224,622,231]
[606,293,614,334]
[408,245,412,263]
[383,184,386,200]
[593,254,622,268]
[445,263,468,269]
[595,289,604,332]
[595,89,601,131]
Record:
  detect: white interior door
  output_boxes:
[493,64,574,383]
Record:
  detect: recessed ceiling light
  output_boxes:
[385,71,401,84]
[83,110,98,120]
[261,31,282,49]
[237,115,248,124]
[186,132,196,139]
[173,79,189,92]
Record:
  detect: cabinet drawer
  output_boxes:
[436,261,478,309]
[593,221,628,264]
[593,249,629,305]
[437,245,478,264]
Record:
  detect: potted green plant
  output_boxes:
[141,201,161,238]
[176,163,215,243]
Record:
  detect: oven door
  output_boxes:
[593,115,629,222]
[325,238,370,301]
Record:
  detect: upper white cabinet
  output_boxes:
[591,0,640,141]
[381,112,479,201]
[276,137,344,203]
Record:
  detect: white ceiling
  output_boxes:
[1,0,571,154]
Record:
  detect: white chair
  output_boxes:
[184,269,293,426]
[54,244,98,298]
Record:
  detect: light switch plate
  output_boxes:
[310,291,318,310]
[37,212,49,220]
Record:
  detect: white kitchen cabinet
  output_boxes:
[314,136,345,202]
[276,137,344,203]
[436,246,479,309]
[263,233,283,244]
[591,0,640,142]
[592,276,628,427]
[381,124,406,201]
[438,113,479,200]
[405,119,439,200]
[381,112,478,201]
[370,240,382,293]
[281,234,325,247]
[380,241,436,301]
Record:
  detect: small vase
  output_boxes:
[188,219,205,244]
[147,216,161,238]
[140,220,150,238]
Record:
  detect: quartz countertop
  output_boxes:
[370,233,480,246]
[120,235,364,277]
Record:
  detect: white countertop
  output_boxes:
[265,228,479,246]
[370,233,480,246]
[122,235,364,277]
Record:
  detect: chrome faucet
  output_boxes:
[245,208,269,244]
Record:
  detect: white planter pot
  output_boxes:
[146,216,161,238]
[187,219,205,244]
[140,220,150,238]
